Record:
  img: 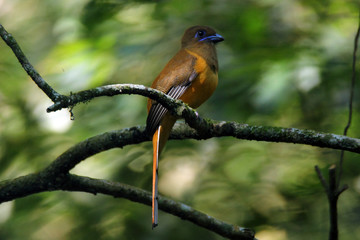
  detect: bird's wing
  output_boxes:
[146,50,198,135]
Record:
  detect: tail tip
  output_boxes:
[152,222,158,229]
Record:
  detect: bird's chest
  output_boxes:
[180,50,218,108]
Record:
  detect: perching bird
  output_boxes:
[146,25,224,228]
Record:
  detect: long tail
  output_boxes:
[152,126,161,229]
[150,115,176,229]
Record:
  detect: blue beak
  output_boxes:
[199,33,224,43]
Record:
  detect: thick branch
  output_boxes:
[43,126,147,176]
[39,123,360,179]
[46,83,212,134]
[46,84,176,113]
[209,122,360,154]
[64,174,255,240]
[0,173,255,240]
[32,123,360,179]
[44,84,360,154]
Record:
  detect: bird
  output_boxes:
[146,25,224,228]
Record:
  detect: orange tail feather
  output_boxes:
[151,115,176,228]
[152,126,160,229]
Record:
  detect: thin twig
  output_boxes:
[337,14,360,186]
[328,165,338,240]
[315,165,348,240]
[317,12,360,240]
[0,24,63,102]
[315,166,329,194]
[343,15,360,136]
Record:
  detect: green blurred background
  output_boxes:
[0,0,359,239]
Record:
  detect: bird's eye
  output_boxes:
[195,30,206,38]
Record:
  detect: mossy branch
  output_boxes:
[46,83,360,154]
[0,172,255,240]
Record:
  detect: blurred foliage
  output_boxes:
[1,0,360,239]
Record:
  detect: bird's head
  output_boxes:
[181,26,224,48]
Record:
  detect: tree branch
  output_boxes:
[41,84,360,155]
[0,24,64,102]
[28,123,360,181]
[315,165,349,240]
[0,172,255,240]
[64,174,256,240]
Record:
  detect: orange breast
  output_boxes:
[180,49,218,108]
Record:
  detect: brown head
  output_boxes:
[181,26,224,48]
